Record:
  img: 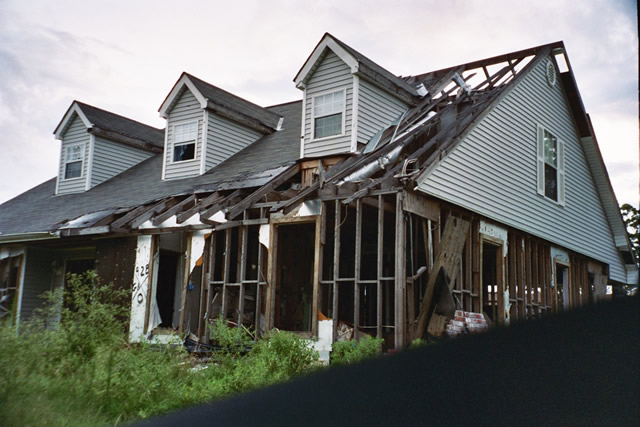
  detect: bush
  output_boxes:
[331,335,384,365]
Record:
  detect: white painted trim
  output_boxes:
[161,121,169,180]
[15,249,27,328]
[159,75,208,118]
[54,138,61,195]
[85,134,95,191]
[168,119,199,165]
[537,124,565,206]
[200,110,209,174]
[300,92,307,159]
[350,74,360,152]
[54,103,93,139]
[310,88,347,142]
[294,34,359,88]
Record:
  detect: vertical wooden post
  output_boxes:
[265,223,277,330]
[377,195,383,339]
[221,229,231,322]
[238,225,248,326]
[255,228,263,337]
[311,214,322,337]
[332,202,341,342]
[179,233,192,332]
[472,220,481,313]
[394,192,406,349]
[143,235,158,334]
[354,199,362,340]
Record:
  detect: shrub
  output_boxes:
[331,335,384,365]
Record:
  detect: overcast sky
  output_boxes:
[0,0,637,208]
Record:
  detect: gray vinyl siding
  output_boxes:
[206,113,263,171]
[57,115,89,195]
[418,55,626,282]
[164,88,203,180]
[20,247,54,321]
[303,50,353,157]
[357,78,408,145]
[91,136,153,188]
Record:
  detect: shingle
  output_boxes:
[76,102,165,148]
[0,101,302,236]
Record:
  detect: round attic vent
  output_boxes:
[546,60,557,87]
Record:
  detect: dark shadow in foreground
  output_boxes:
[140,296,639,426]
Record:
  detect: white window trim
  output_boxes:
[169,119,199,164]
[536,124,565,206]
[310,88,346,142]
[62,142,85,181]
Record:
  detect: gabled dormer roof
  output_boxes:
[158,72,282,134]
[53,101,164,152]
[294,33,420,105]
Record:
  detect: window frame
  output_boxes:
[63,143,85,181]
[171,120,198,164]
[311,89,346,141]
[536,125,565,206]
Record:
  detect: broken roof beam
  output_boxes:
[128,197,178,229]
[152,194,196,226]
[199,189,246,221]
[110,204,158,233]
[175,192,222,224]
[225,163,300,220]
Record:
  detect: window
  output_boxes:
[537,125,564,205]
[64,144,84,179]
[172,121,197,162]
[312,90,344,139]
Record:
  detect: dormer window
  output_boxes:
[172,121,197,162]
[312,89,345,139]
[64,144,85,179]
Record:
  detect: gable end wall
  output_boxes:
[164,88,203,180]
[418,56,626,282]
[57,115,90,195]
[303,50,353,157]
[91,137,154,188]
[357,78,408,145]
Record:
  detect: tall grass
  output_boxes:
[0,272,319,425]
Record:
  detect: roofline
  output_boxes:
[293,33,359,87]
[0,232,60,243]
[158,73,208,118]
[53,101,92,139]
[406,41,566,84]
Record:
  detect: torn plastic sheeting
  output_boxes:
[259,224,270,249]
[58,209,121,229]
[189,230,210,273]
[337,145,403,185]
[295,199,321,217]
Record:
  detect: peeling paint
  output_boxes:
[189,230,210,273]
[479,220,508,255]
[129,235,152,342]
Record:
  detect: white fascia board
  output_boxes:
[294,35,359,88]
[200,110,209,174]
[53,102,93,139]
[85,134,95,191]
[300,92,307,159]
[159,74,208,118]
[350,74,360,152]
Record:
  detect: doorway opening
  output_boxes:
[157,250,180,328]
[275,223,315,332]
[482,242,500,323]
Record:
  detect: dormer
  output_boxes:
[295,33,421,159]
[158,73,282,180]
[53,102,164,195]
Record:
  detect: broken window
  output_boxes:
[0,255,23,321]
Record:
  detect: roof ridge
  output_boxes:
[74,100,164,132]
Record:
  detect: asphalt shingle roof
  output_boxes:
[75,102,165,148]
[0,101,301,235]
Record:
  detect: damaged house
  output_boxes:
[1,34,637,350]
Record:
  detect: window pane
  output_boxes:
[65,161,82,179]
[313,91,343,117]
[66,145,83,161]
[543,130,557,167]
[173,143,195,162]
[175,122,197,143]
[314,113,342,138]
[544,163,557,201]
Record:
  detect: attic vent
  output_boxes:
[545,60,557,87]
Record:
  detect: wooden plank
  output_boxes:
[143,235,157,334]
[200,189,245,220]
[471,219,481,313]
[394,192,406,349]
[176,192,222,224]
[377,195,383,338]
[111,204,156,231]
[402,190,440,222]
[178,232,192,332]
[312,215,322,337]
[221,229,231,321]
[238,226,247,326]
[413,216,470,341]
[332,202,341,342]
[354,200,362,340]
[152,195,196,226]
[129,198,176,229]
[255,232,264,338]
[226,163,300,220]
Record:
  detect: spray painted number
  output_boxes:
[135,264,149,277]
